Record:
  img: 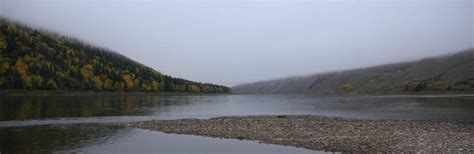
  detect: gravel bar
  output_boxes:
[119,115,474,152]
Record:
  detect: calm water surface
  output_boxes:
[0,94,473,153]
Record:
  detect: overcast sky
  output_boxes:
[1,0,473,86]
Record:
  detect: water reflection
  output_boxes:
[0,124,123,153]
[307,95,474,120]
[0,124,320,154]
[0,95,191,121]
[0,94,473,122]
[0,94,473,153]
[412,97,474,108]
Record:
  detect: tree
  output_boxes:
[31,75,44,88]
[122,74,134,90]
[343,84,353,92]
[133,79,140,90]
[0,62,9,75]
[141,83,151,91]
[0,77,7,87]
[46,79,58,89]
[0,32,6,49]
[174,85,186,92]
[0,19,230,93]
[92,76,103,90]
[404,80,425,92]
[151,81,159,91]
[80,64,94,81]
[15,58,32,88]
[114,82,125,91]
[190,85,200,92]
[104,79,113,90]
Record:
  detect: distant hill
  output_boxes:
[232,49,474,94]
[0,18,229,93]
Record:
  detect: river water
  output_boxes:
[1,94,473,153]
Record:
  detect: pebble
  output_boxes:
[117,115,474,152]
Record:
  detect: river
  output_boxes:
[1,94,473,153]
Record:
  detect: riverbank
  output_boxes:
[2,89,473,97]
[120,115,474,152]
[0,89,229,96]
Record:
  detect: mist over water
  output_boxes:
[1,1,473,153]
[1,0,472,86]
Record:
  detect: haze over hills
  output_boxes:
[232,49,474,95]
[0,18,229,93]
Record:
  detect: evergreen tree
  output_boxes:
[0,18,230,93]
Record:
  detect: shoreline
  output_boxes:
[0,90,230,96]
[1,89,474,97]
[120,115,474,152]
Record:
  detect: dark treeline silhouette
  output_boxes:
[0,18,229,93]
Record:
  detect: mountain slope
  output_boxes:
[232,49,474,94]
[0,18,229,93]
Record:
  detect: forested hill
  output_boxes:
[232,49,474,95]
[0,18,229,93]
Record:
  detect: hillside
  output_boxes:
[0,18,229,93]
[232,49,474,94]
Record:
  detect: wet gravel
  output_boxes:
[119,115,474,152]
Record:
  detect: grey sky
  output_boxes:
[1,0,473,86]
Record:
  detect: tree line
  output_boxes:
[0,18,230,93]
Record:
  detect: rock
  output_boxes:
[119,115,474,152]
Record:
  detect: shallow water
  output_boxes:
[0,124,318,153]
[0,94,473,153]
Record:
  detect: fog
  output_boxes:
[1,0,472,86]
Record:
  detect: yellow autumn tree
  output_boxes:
[80,64,94,81]
[190,85,200,92]
[122,74,134,90]
[15,58,32,88]
[174,85,186,92]
[0,20,230,93]
[343,84,353,92]
[141,83,151,91]
[151,81,159,91]
[92,76,103,90]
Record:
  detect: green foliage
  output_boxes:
[451,78,474,91]
[403,74,473,92]
[0,18,230,93]
[31,75,45,88]
[46,79,58,89]
[0,62,9,75]
[0,77,6,87]
[404,80,425,92]
[0,32,6,49]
